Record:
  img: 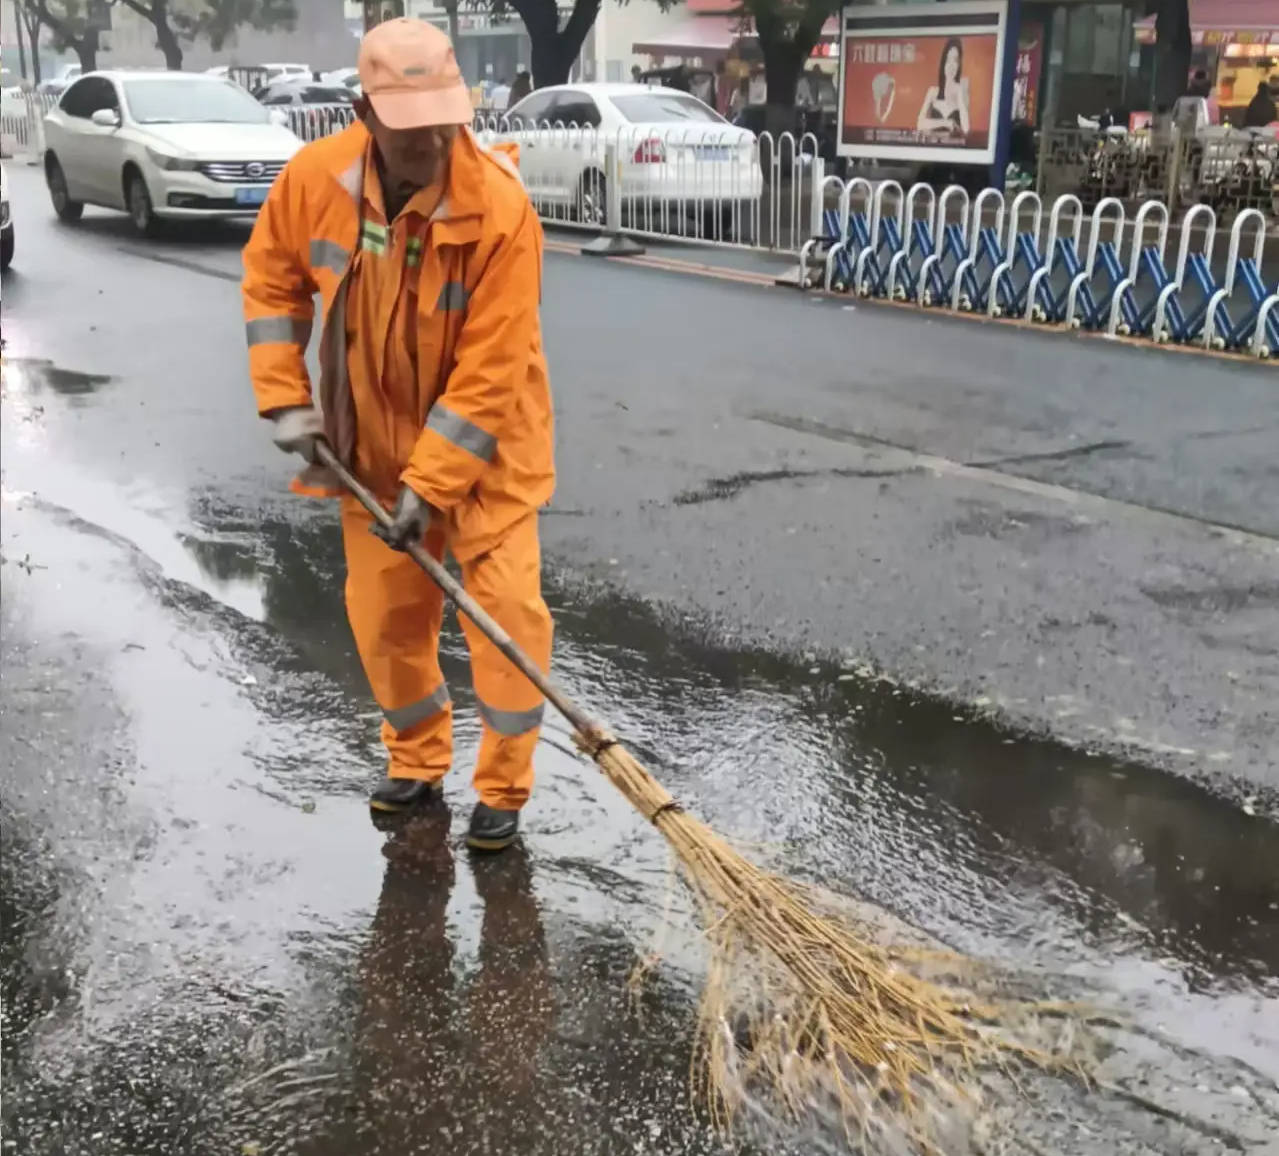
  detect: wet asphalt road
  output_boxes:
[2,164,1278,1154]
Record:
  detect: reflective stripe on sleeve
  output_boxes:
[425,403,497,463]
[382,683,451,732]
[246,315,312,347]
[309,238,350,275]
[477,699,544,737]
[436,281,469,312]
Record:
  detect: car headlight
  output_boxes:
[145,146,199,171]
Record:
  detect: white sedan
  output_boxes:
[321,67,361,94]
[492,83,762,229]
[43,70,302,235]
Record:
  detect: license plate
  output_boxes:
[234,186,269,206]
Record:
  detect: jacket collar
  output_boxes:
[327,121,485,247]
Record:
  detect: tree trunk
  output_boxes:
[22,8,43,83]
[30,1,96,75]
[1152,0,1191,111]
[753,27,801,175]
[444,0,459,50]
[511,0,560,88]
[529,34,571,88]
[121,1,185,70]
[556,0,599,82]
[15,3,30,82]
[512,0,598,88]
[762,50,802,137]
[755,1,826,139]
[75,35,99,74]
[154,20,184,69]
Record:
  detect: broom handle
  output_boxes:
[314,442,605,745]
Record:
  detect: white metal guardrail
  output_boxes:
[471,114,824,253]
[281,103,357,142]
[275,104,824,252]
[280,105,826,251]
[1,91,58,161]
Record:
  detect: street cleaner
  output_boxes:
[241,17,555,852]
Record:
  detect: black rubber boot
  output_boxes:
[369,777,444,814]
[466,802,520,852]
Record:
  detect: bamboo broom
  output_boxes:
[317,443,1064,1152]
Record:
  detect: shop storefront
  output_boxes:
[635,1,1151,133]
[1034,1,1144,126]
[1135,1,1279,125]
[631,0,839,117]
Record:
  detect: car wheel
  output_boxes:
[46,155,84,222]
[576,170,606,228]
[1,230,13,271]
[126,169,161,237]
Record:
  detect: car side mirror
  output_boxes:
[91,108,120,128]
[267,109,289,127]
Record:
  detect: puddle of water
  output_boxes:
[1,356,112,399]
[3,365,1277,1153]
[2,371,269,622]
[546,580,1279,976]
[163,503,1279,1064]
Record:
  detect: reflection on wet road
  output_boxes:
[3,355,1277,1146]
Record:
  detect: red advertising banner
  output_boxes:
[1011,21,1043,124]
[843,33,998,151]
[837,1,1011,164]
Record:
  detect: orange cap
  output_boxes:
[358,17,472,130]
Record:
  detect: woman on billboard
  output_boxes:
[916,37,970,137]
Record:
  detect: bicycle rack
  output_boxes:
[826,178,873,292]
[1202,209,1278,353]
[988,190,1044,318]
[951,188,1006,311]
[1151,205,1218,344]
[855,180,905,298]
[886,182,938,302]
[798,175,852,290]
[1107,199,1171,337]
[918,185,970,308]
[1064,197,1127,330]
[1024,194,1083,322]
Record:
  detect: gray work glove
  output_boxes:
[370,485,433,551]
[270,406,324,463]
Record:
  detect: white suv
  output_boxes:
[43,70,302,235]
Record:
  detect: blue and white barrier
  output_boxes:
[795,181,1278,360]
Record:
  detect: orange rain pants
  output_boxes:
[341,499,553,810]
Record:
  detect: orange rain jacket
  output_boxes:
[242,123,554,561]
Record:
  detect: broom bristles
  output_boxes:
[587,738,1071,1153]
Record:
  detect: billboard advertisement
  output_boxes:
[837,1,1011,163]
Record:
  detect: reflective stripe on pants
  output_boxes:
[340,499,552,807]
[384,682,451,732]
